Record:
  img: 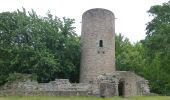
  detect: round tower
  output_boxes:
[80,8,115,83]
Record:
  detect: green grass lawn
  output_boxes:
[0,96,170,100]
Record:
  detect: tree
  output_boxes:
[0,8,80,84]
[142,1,170,95]
[115,34,145,74]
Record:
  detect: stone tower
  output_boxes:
[80,8,115,83]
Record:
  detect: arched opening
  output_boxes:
[118,81,124,97]
[99,40,103,47]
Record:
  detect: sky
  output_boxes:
[0,0,169,42]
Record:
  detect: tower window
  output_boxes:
[99,40,103,47]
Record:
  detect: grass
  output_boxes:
[0,96,170,100]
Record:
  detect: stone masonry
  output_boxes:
[80,8,115,83]
[0,8,151,97]
[0,71,150,97]
[0,79,90,97]
[79,8,150,97]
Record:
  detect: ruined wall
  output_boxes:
[0,79,90,97]
[80,8,115,83]
[96,71,150,97]
[117,71,150,97]
[0,8,151,98]
[0,72,150,97]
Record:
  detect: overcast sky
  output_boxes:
[0,0,169,42]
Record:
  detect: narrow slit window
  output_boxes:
[99,40,103,47]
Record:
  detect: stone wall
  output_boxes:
[96,71,150,97]
[0,79,90,97]
[0,71,150,97]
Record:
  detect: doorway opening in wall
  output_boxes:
[118,81,124,97]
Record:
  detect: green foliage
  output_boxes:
[0,1,170,95]
[116,1,170,95]
[141,1,170,95]
[0,8,80,84]
[115,34,145,74]
[6,73,36,83]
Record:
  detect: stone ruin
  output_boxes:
[0,79,90,97]
[0,71,150,97]
[0,8,151,97]
[79,8,151,97]
[97,71,150,97]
